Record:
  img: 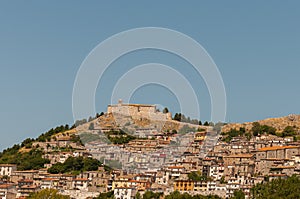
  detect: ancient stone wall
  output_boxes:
[107,102,172,121]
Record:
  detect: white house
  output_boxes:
[114,187,136,199]
[0,164,17,176]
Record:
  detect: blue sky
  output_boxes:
[0,1,299,150]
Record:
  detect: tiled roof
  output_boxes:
[258,146,298,151]
[0,184,15,189]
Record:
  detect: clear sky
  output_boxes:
[0,1,299,150]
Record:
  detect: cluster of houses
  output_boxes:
[1,126,300,199]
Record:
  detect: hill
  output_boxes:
[0,110,208,170]
[222,114,300,132]
[221,114,300,142]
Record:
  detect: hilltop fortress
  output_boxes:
[107,100,172,121]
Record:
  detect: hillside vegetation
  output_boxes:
[221,115,300,142]
[252,175,300,199]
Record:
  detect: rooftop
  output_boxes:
[258,146,299,151]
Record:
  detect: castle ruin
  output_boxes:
[107,100,172,121]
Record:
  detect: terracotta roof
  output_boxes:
[18,179,33,183]
[42,178,58,181]
[168,166,184,169]
[13,170,38,173]
[258,146,299,151]
[0,184,15,189]
[20,185,38,189]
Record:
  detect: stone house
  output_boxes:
[40,178,60,189]
[208,164,224,181]
[72,178,89,191]
[174,180,194,192]
[0,164,17,177]
[114,187,136,199]
[0,184,17,199]
[256,146,300,160]
[11,170,39,183]
[223,154,255,180]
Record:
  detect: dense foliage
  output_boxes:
[251,122,276,136]
[69,134,83,146]
[94,191,114,199]
[0,113,106,171]
[97,191,221,199]
[281,125,297,137]
[232,190,245,199]
[142,191,163,199]
[251,175,300,199]
[36,124,70,142]
[222,122,299,142]
[48,156,102,174]
[173,113,203,125]
[165,191,221,199]
[221,127,251,142]
[188,171,209,181]
[28,188,70,199]
[252,122,298,138]
[0,147,49,170]
[105,129,136,144]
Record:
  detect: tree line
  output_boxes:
[48,156,107,174]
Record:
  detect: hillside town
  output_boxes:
[1,103,300,199]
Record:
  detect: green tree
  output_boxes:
[21,138,34,148]
[220,176,226,184]
[165,191,181,199]
[251,175,300,199]
[94,191,114,199]
[173,113,182,121]
[48,156,102,174]
[282,126,297,137]
[165,191,221,199]
[143,191,162,199]
[163,107,169,113]
[136,192,142,199]
[232,190,245,199]
[252,122,261,136]
[171,129,178,134]
[188,171,207,181]
[89,123,95,130]
[28,188,70,199]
